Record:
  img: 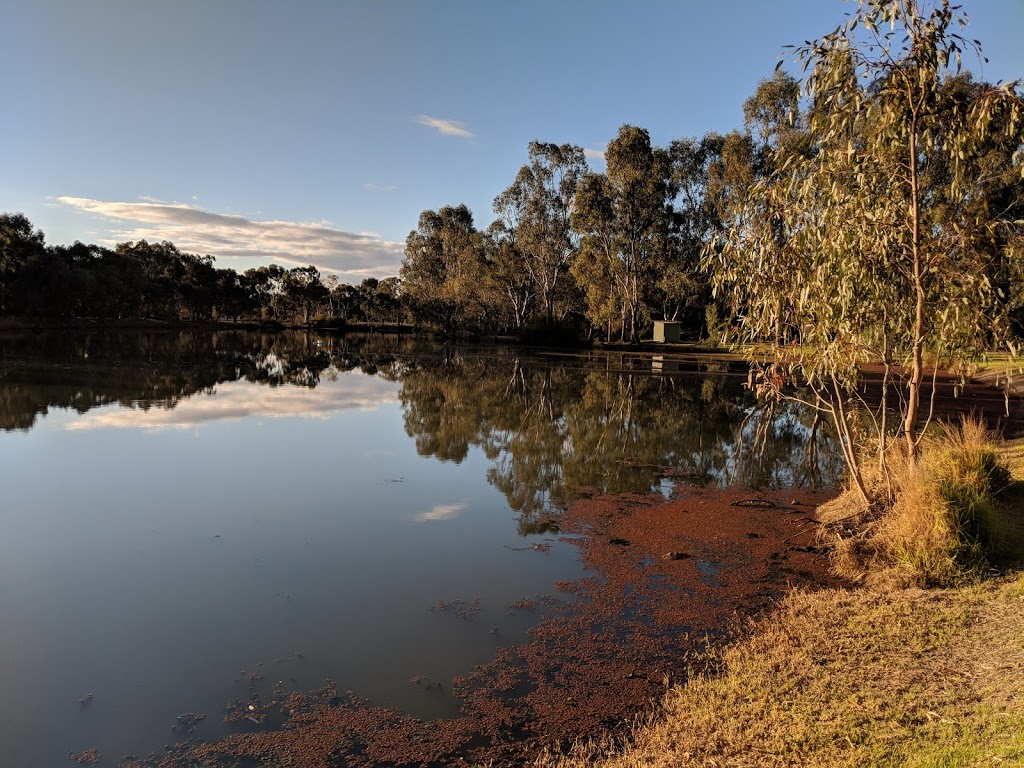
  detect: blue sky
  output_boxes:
[1,0,1021,281]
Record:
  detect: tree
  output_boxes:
[400,204,486,330]
[214,268,255,321]
[280,265,329,326]
[243,264,286,321]
[180,253,218,320]
[114,239,191,319]
[660,133,728,328]
[572,126,676,343]
[0,213,46,314]
[493,142,586,324]
[707,0,1024,502]
[484,220,535,330]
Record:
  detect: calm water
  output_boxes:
[0,331,841,765]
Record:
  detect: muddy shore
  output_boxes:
[117,483,837,768]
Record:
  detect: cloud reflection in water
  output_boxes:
[64,372,400,431]
[413,502,467,522]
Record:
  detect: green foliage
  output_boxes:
[399,204,491,332]
[705,0,1024,499]
[493,142,587,324]
[571,126,677,343]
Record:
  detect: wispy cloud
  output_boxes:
[413,502,467,522]
[584,147,606,162]
[364,183,397,191]
[53,196,403,280]
[417,115,475,139]
[65,372,399,431]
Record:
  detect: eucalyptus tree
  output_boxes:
[114,239,191,319]
[484,219,535,329]
[661,133,727,327]
[400,204,486,330]
[572,125,676,343]
[493,142,587,324]
[707,0,1024,502]
[280,265,329,326]
[242,264,286,321]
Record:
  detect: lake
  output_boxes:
[0,330,847,764]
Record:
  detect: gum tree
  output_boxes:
[572,126,676,343]
[706,0,1023,503]
[493,142,587,324]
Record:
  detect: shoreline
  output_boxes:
[112,482,839,767]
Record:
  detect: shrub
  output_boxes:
[818,418,1015,587]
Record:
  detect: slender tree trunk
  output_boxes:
[903,121,924,465]
[830,376,871,507]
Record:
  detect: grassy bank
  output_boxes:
[537,431,1024,768]
[538,575,1024,768]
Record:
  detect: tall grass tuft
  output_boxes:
[818,418,1014,587]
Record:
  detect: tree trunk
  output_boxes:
[903,121,924,466]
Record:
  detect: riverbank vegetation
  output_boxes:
[819,418,1023,587]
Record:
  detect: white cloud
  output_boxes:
[65,372,399,431]
[414,502,467,522]
[417,115,475,139]
[584,147,606,162]
[53,196,404,281]
[364,183,397,191]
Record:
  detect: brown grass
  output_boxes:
[817,419,1017,587]
[534,574,1024,768]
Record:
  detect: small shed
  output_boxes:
[653,320,681,343]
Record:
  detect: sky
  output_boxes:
[2,0,1022,282]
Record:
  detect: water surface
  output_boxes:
[0,331,839,764]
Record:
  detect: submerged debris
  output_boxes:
[67,748,100,765]
[172,712,205,734]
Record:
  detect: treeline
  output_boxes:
[0,213,403,327]
[401,68,1024,343]
[3,70,1019,344]
[401,130,715,343]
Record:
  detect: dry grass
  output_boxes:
[817,419,1018,587]
[534,574,1024,768]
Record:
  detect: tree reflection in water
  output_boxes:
[0,331,844,533]
[398,353,844,533]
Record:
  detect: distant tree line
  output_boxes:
[0,212,403,328]
[3,27,1020,348]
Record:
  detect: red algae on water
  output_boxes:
[123,483,836,768]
